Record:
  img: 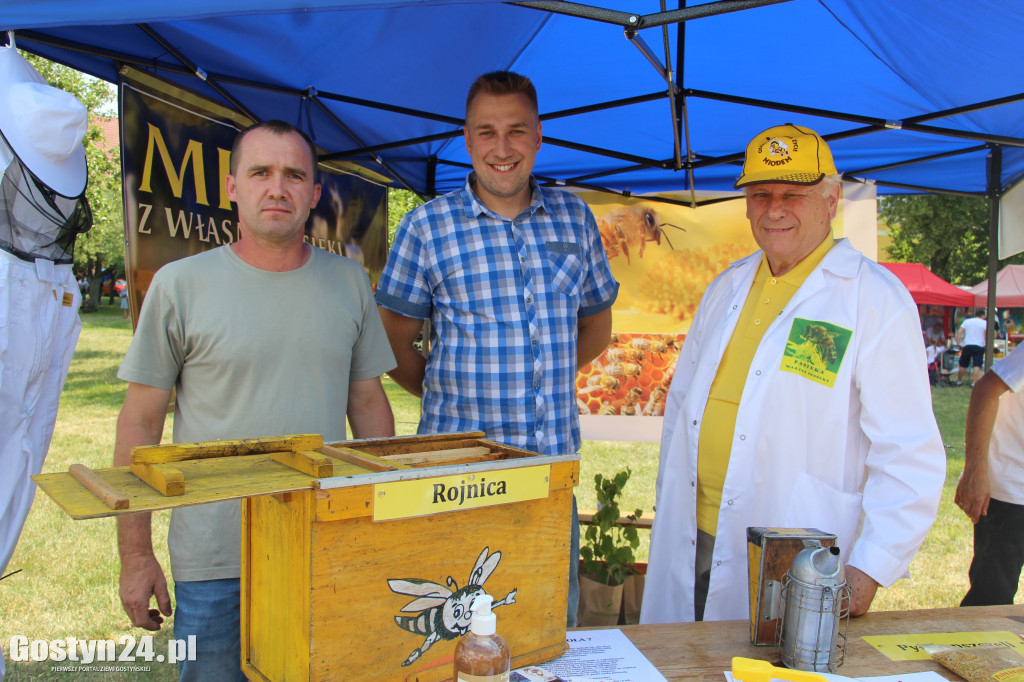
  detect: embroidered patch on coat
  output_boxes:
[780,317,852,387]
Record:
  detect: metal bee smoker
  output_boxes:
[778,543,850,672]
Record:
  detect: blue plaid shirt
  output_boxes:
[376,175,618,455]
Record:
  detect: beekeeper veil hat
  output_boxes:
[0,46,88,197]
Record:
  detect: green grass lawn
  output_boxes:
[0,303,1001,679]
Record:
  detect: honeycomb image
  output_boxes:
[576,332,684,416]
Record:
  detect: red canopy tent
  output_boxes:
[970,265,1024,308]
[881,262,973,345]
[880,262,975,307]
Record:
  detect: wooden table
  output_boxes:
[599,605,1024,680]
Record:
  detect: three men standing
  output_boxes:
[375,71,618,627]
[112,105,946,678]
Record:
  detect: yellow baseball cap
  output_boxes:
[734,123,837,188]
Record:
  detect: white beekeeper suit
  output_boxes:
[641,239,946,624]
[0,42,90,678]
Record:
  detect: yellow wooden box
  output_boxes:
[33,432,578,681]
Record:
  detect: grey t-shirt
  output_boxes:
[118,245,395,581]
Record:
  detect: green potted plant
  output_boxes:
[577,468,644,626]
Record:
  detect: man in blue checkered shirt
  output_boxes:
[375,71,618,627]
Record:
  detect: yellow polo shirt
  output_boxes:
[696,235,836,535]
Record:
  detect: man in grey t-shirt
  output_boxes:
[114,120,396,681]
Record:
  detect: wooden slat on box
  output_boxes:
[33,455,367,519]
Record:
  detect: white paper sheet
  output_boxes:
[510,629,668,682]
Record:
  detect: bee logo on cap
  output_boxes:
[758,136,797,167]
[735,124,837,188]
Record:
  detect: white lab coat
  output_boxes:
[640,239,945,624]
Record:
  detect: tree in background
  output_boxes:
[387,188,425,246]
[880,194,993,285]
[880,193,1024,287]
[24,53,123,312]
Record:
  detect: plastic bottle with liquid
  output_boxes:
[453,594,511,682]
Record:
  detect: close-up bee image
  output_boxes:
[597,205,685,265]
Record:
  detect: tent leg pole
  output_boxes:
[427,156,438,198]
[985,145,1002,371]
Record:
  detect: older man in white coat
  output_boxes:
[641,124,945,624]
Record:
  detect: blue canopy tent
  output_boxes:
[2,0,1022,201]
[3,0,1024,364]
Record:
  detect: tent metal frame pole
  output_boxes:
[574,192,742,209]
[689,88,885,128]
[135,23,257,122]
[542,135,669,167]
[508,0,791,29]
[324,91,672,163]
[625,29,668,81]
[661,10,682,174]
[985,145,1002,371]
[322,130,461,161]
[623,11,683,168]
[311,97,424,199]
[903,91,1024,127]
[869,180,985,199]
[543,92,666,120]
[507,0,639,26]
[20,30,459,191]
[682,139,967,179]
[426,156,438,198]
[845,144,990,176]
[688,149,748,170]
[18,30,464,129]
[686,130,1009,187]
[646,0,684,177]
[688,88,1024,148]
[882,122,1023,149]
[220,81,683,169]
[629,0,791,28]
[313,90,462,126]
[17,29,174,74]
[675,0,698,206]
[568,163,650,184]
[179,73,676,169]
[433,156,741,209]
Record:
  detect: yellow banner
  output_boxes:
[862,631,1024,661]
[373,465,550,521]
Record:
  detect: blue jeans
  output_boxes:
[961,498,1024,606]
[174,578,247,682]
[568,495,580,627]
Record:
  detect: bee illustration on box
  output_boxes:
[388,546,517,666]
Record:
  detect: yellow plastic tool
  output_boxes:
[732,657,829,682]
